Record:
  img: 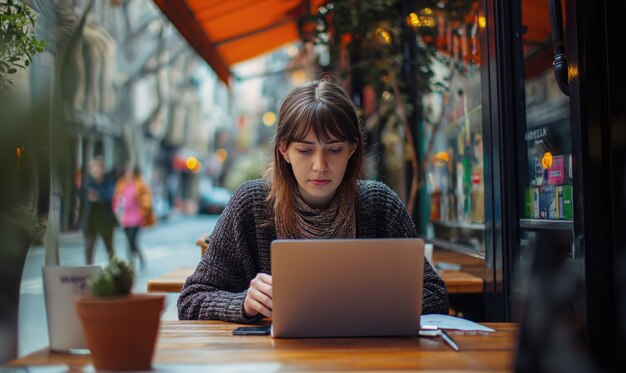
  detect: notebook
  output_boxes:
[271,238,424,338]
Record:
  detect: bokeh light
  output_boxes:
[262,111,277,126]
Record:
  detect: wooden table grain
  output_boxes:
[11,321,517,372]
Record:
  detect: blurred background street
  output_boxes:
[18,214,219,356]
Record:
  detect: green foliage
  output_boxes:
[315,1,398,87]
[224,149,269,191]
[312,1,439,119]
[0,0,46,90]
[310,0,444,211]
[90,257,135,298]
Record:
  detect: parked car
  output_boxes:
[198,186,232,214]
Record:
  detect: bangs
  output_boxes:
[290,101,357,144]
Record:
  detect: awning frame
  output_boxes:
[153,0,321,86]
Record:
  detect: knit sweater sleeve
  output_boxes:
[367,182,450,315]
[177,181,263,323]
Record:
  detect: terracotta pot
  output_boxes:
[75,294,164,371]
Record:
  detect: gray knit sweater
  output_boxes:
[178,179,449,322]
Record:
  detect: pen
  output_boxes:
[440,329,460,351]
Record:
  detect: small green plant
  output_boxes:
[90,257,135,298]
[0,0,46,90]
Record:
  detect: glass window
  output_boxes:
[416,0,485,256]
[516,0,575,300]
[519,0,572,227]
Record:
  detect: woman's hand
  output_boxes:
[87,189,99,201]
[196,233,210,250]
[243,273,273,318]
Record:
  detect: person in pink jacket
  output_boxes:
[113,165,156,269]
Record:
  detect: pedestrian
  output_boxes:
[178,77,449,322]
[113,164,156,269]
[79,157,117,264]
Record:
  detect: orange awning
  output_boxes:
[153,0,323,85]
[522,0,565,79]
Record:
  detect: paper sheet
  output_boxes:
[421,314,495,332]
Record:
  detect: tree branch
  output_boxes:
[138,48,188,76]
[124,15,161,47]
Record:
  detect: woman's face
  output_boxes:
[89,161,104,181]
[280,131,355,209]
[124,166,134,180]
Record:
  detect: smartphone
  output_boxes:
[232,325,271,336]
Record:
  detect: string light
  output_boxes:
[215,148,228,163]
[186,156,199,170]
[542,152,553,169]
[375,28,392,44]
[407,12,421,28]
[478,15,487,29]
[262,111,277,126]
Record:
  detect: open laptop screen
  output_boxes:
[271,238,424,338]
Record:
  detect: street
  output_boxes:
[18,214,220,357]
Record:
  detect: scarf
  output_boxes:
[275,188,356,239]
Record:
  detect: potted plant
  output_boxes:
[75,257,164,371]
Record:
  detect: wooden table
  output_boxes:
[147,267,195,293]
[147,266,484,294]
[10,321,518,371]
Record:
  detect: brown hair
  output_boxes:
[265,78,364,234]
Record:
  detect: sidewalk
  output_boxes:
[35,210,192,250]
[18,214,219,357]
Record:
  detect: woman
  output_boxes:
[80,157,117,264]
[178,78,449,322]
[113,165,155,269]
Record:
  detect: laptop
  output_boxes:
[271,238,424,338]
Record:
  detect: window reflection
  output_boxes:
[414,0,485,255]
[521,0,572,222]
